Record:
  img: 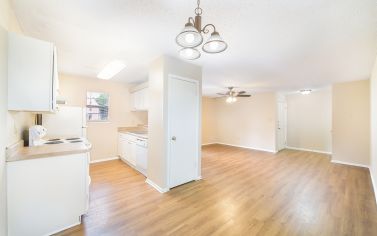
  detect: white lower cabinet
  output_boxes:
[118,133,136,165]
[7,153,90,236]
[118,133,147,176]
[125,139,136,165]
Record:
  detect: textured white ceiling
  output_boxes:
[11,0,377,95]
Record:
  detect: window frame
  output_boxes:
[85,91,110,122]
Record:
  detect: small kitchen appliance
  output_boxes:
[29,125,47,146]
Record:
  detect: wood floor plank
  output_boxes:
[56,144,377,236]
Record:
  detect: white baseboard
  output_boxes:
[215,142,277,153]
[202,143,216,146]
[47,221,81,235]
[195,176,202,180]
[285,146,332,155]
[90,156,119,164]
[330,160,369,169]
[145,179,169,193]
[370,170,377,205]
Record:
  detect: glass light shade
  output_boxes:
[202,31,227,53]
[226,96,237,103]
[176,23,203,48]
[179,47,201,60]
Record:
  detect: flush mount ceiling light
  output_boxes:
[97,60,126,80]
[176,0,227,60]
[300,89,312,95]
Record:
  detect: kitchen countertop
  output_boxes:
[118,126,148,139]
[6,141,92,162]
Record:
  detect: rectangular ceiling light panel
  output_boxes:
[97,60,126,80]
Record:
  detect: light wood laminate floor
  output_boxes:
[58,144,377,236]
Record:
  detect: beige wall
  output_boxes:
[332,80,370,166]
[202,97,217,144]
[286,89,332,153]
[58,74,147,161]
[370,58,377,196]
[205,93,277,152]
[148,56,202,190]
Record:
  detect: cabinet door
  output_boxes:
[126,141,136,165]
[8,32,55,112]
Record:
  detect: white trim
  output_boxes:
[46,221,81,236]
[215,142,277,153]
[202,143,216,146]
[370,170,377,205]
[285,146,332,155]
[145,179,169,193]
[90,156,119,164]
[330,160,369,169]
[195,176,202,180]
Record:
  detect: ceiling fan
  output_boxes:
[217,87,251,103]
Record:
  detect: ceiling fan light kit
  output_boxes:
[226,96,237,103]
[217,87,251,104]
[176,0,227,60]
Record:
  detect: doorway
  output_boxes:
[277,100,287,151]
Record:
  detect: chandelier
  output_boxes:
[176,0,227,60]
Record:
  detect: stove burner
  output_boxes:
[48,138,61,141]
[45,141,64,144]
[65,138,81,140]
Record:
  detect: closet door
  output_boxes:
[168,75,199,188]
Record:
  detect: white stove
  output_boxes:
[43,137,86,145]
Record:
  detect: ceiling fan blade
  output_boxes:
[217,93,228,96]
[237,94,251,97]
[238,91,246,94]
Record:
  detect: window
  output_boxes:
[86,92,109,121]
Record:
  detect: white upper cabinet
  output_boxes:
[8,32,59,112]
[131,84,148,111]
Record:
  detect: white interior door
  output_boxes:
[168,75,199,188]
[277,101,287,151]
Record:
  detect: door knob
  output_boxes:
[171,136,176,141]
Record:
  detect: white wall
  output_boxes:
[332,80,370,166]
[0,1,11,234]
[286,89,332,153]
[370,58,377,198]
[0,22,8,236]
[148,55,202,190]
[202,97,217,145]
[207,93,277,152]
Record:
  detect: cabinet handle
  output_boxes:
[171,136,176,141]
